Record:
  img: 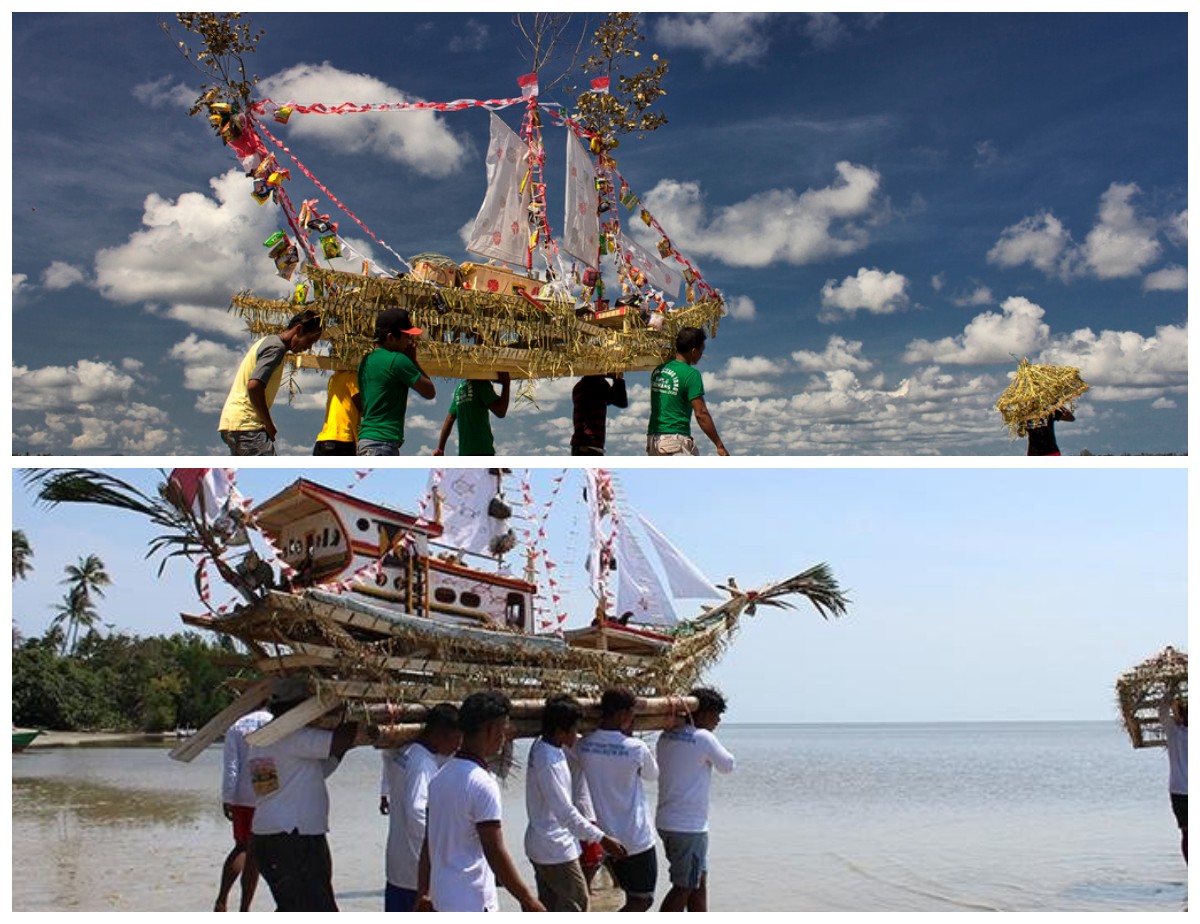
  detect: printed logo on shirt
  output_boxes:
[652,369,681,396]
[249,757,280,797]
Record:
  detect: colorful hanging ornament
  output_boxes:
[320,234,342,259]
[657,239,673,258]
[274,105,294,124]
[640,208,653,227]
[292,282,309,305]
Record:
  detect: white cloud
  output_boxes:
[804,13,849,49]
[1151,397,1177,410]
[975,140,999,168]
[121,358,144,372]
[159,303,253,339]
[1080,183,1161,279]
[1142,265,1187,292]
[725,295,756,320]
[952,286,993,307]
[989,184,1170,282]
[723,356,784,378]
[642,161,882,269]
[902,295,1050,365]
[448,19,489,53]
[13,273,28,293]
[12,359,136,411]
[94,168,281,306]
[930,273,944,292]
[1166,209,1187,245]
[987,211,1074,279]
[169,334,245,411]
[654,13,775,66]
[132,75,194,110]
[792,335,873,373]
[820,267,909,319]
[1037,322,1187,401]
[260,62,468,178]
[42,261,87,290]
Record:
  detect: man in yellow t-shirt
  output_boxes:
[218,310,323,455]
[313,370,362,456]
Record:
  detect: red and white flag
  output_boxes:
[169,468,234,521]
[518,72,539,98]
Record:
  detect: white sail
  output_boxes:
[613,516,678,627]
[636,511,721,599]
[618,235,681,297]
[432,469,505,558]
[562,130,599,269]
[466,113,532,267]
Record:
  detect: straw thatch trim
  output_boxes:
[1115,646,1187,749]
[231,265,725,380]
[995,358,1089,438]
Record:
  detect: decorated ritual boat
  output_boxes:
[209,76,725,381]
[31,468,848,758]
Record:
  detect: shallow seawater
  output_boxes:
[11,722,1187,912]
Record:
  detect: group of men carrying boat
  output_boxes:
[217,682,734,912]
[218,310,727,457]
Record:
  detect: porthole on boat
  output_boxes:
[356,518,369,532]
[433,587,457,604]
[460,591,482,609]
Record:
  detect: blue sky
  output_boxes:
[10,465,1186,722]
[11,12,1188,456]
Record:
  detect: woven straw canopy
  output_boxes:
[995,358,1089,439]
[1115,646,1187,749]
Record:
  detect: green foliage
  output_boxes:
[12,630,243,733]
[573,12,669,147]
[13,529,32,581]
[161,12,265,115]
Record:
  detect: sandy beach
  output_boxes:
[26,730,179,748]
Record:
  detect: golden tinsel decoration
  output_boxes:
[995,358,1089,439]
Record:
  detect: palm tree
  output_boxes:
[13,529,33,581]
[51,585,101,656]
[56,554,111,655]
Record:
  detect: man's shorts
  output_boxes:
[647,433,699,456]
[608,846,657,900]
[230,804,255,846]
[356,438,402,456]
[659,830,708,890]
[220,429,276,456]
[385,883,418,912]
[1171,792,1187,829]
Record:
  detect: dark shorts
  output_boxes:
[659,830,708,890]
[254,831,338,911]
[608,846,657,900]
[230,804,255,846]
[385,883,417,912]
[1171,792,1187,829]
[313,439,357,456]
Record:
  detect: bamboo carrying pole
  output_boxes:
[370,696,699,749]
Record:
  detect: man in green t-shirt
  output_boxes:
[356,307,436,455]
[646,327,728,456]
[433,372,511,456]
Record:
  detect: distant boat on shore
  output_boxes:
[13,728,42,752]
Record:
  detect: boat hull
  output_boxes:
[13,729,41,752]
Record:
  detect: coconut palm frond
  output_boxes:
[25,469,180,526]
[743,563,850,620]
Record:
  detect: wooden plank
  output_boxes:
[244,693,344,748]
[169,679,273,763]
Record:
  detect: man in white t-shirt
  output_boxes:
[576,687,660,911]
[1160,695,1187,863]
[215,707,272,911]
[525,694,627,910]
[656,687,736,911]
[248,678,361,911]
[418,691,545,912]
[379,703,461,911]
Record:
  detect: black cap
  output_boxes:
[374,307,423,341]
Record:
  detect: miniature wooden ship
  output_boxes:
[165,470,847,758]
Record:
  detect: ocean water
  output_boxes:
[10,722,1186,912]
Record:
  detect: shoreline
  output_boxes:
[25,730,180,748]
